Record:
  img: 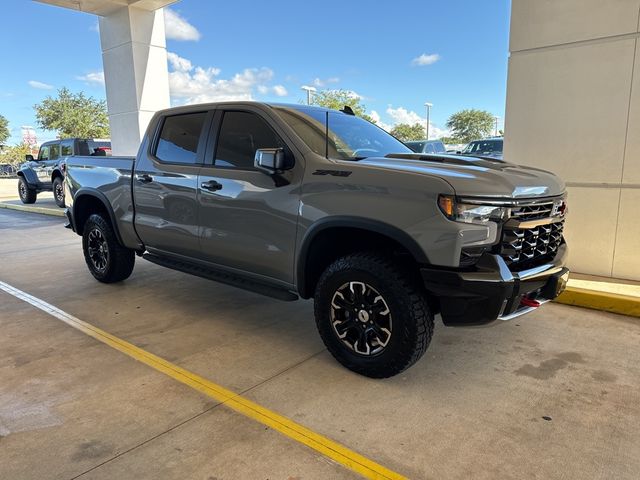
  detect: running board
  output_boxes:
[142,253,298,302]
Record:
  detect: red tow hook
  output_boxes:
[520,297,541,308]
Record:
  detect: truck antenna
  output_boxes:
[340,105,355,116]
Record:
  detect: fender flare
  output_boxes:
[296,216,429,297]
[50,168,64,182]
[16,168,38,187]
[73,188,125,246]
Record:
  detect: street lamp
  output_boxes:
[493,116,500,136]
[301,85,317,105]
[424,102,433,140]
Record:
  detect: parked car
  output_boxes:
[0,163,17,177]
[64,102,569,378]
[405,139,446,154]
[458,137,503,159]
[17,138,111,207]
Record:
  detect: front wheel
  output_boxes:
[53,177,65,207]
[82,214,135,283]
[314,252,434,378]
[18,177,37,204]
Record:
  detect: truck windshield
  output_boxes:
[274,106,411,160]
[462,139,503,155]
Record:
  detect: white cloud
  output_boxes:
[76,71,105,86]
[385,106,449,138]
[272,85,288,97]
[370,110,392,132]
[164,8,201,41]
[311,76,340,88]
[411,53,441,66]
[28,80,53,90]
[167,52,274,104]
[257,85,269,94]
[167,52,195,72]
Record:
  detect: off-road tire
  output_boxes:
[18,177,37,204]
[314,252,434,378]
[53,177,65,208]
[82,214,135,283]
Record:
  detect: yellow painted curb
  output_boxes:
[555,287,640,318]
[0,201,65,217]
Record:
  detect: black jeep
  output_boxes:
[17,138,111,207]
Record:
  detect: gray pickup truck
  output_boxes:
[64,102,569,378]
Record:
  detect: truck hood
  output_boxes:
[359,153,565,199]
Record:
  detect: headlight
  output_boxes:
[438,195,507,224]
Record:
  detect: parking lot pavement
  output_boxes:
[1,208,639,479]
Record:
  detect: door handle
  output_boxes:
[136,173,153,183]
[201,180,223,192]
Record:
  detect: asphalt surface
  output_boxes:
[1,208,639,479]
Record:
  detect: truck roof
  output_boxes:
[154,101,343,117]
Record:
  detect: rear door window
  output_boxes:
[155,112,207,164]
[49,143,60,160]
[61,140,73,156]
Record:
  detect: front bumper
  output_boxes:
[421,243,569,326]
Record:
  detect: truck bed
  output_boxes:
[65,155,139,248]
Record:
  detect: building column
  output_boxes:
[99,6,170,156]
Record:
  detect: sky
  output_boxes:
[0,0,511,145]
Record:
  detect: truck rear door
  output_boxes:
[132,110,210,259]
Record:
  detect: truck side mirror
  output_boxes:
[255,148,287,174]
[25,154,35,162]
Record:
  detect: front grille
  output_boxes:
[510,201,555,221]
[500,220,564,269]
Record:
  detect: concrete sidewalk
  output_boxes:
[2,207,640,480]
[0,178,64,216]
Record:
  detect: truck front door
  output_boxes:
[197,108,301,284]
[35,144,59,186]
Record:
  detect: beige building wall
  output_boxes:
[505,0,640,280]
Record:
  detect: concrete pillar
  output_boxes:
[505,0,640,281]
[99,6,170,156]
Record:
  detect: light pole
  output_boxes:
[424,102,433,140]
[494,116,500,136]
[301,85,317,105]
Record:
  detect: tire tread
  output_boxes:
[82,214,135,283]
[314,251,434,378]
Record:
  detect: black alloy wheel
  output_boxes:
[87,227,109,273]
[330,281,393,356]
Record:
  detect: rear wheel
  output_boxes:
[18,177,37,204]
[53,177,65,207]
[82,214,135,283]
[314,252,434,378]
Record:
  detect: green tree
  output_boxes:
[445,109,495,143]
[34,87,110,138]
[390,123,425,142]
[0,143,32,167]
[310,89,374,122]
[0,114,9,145]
